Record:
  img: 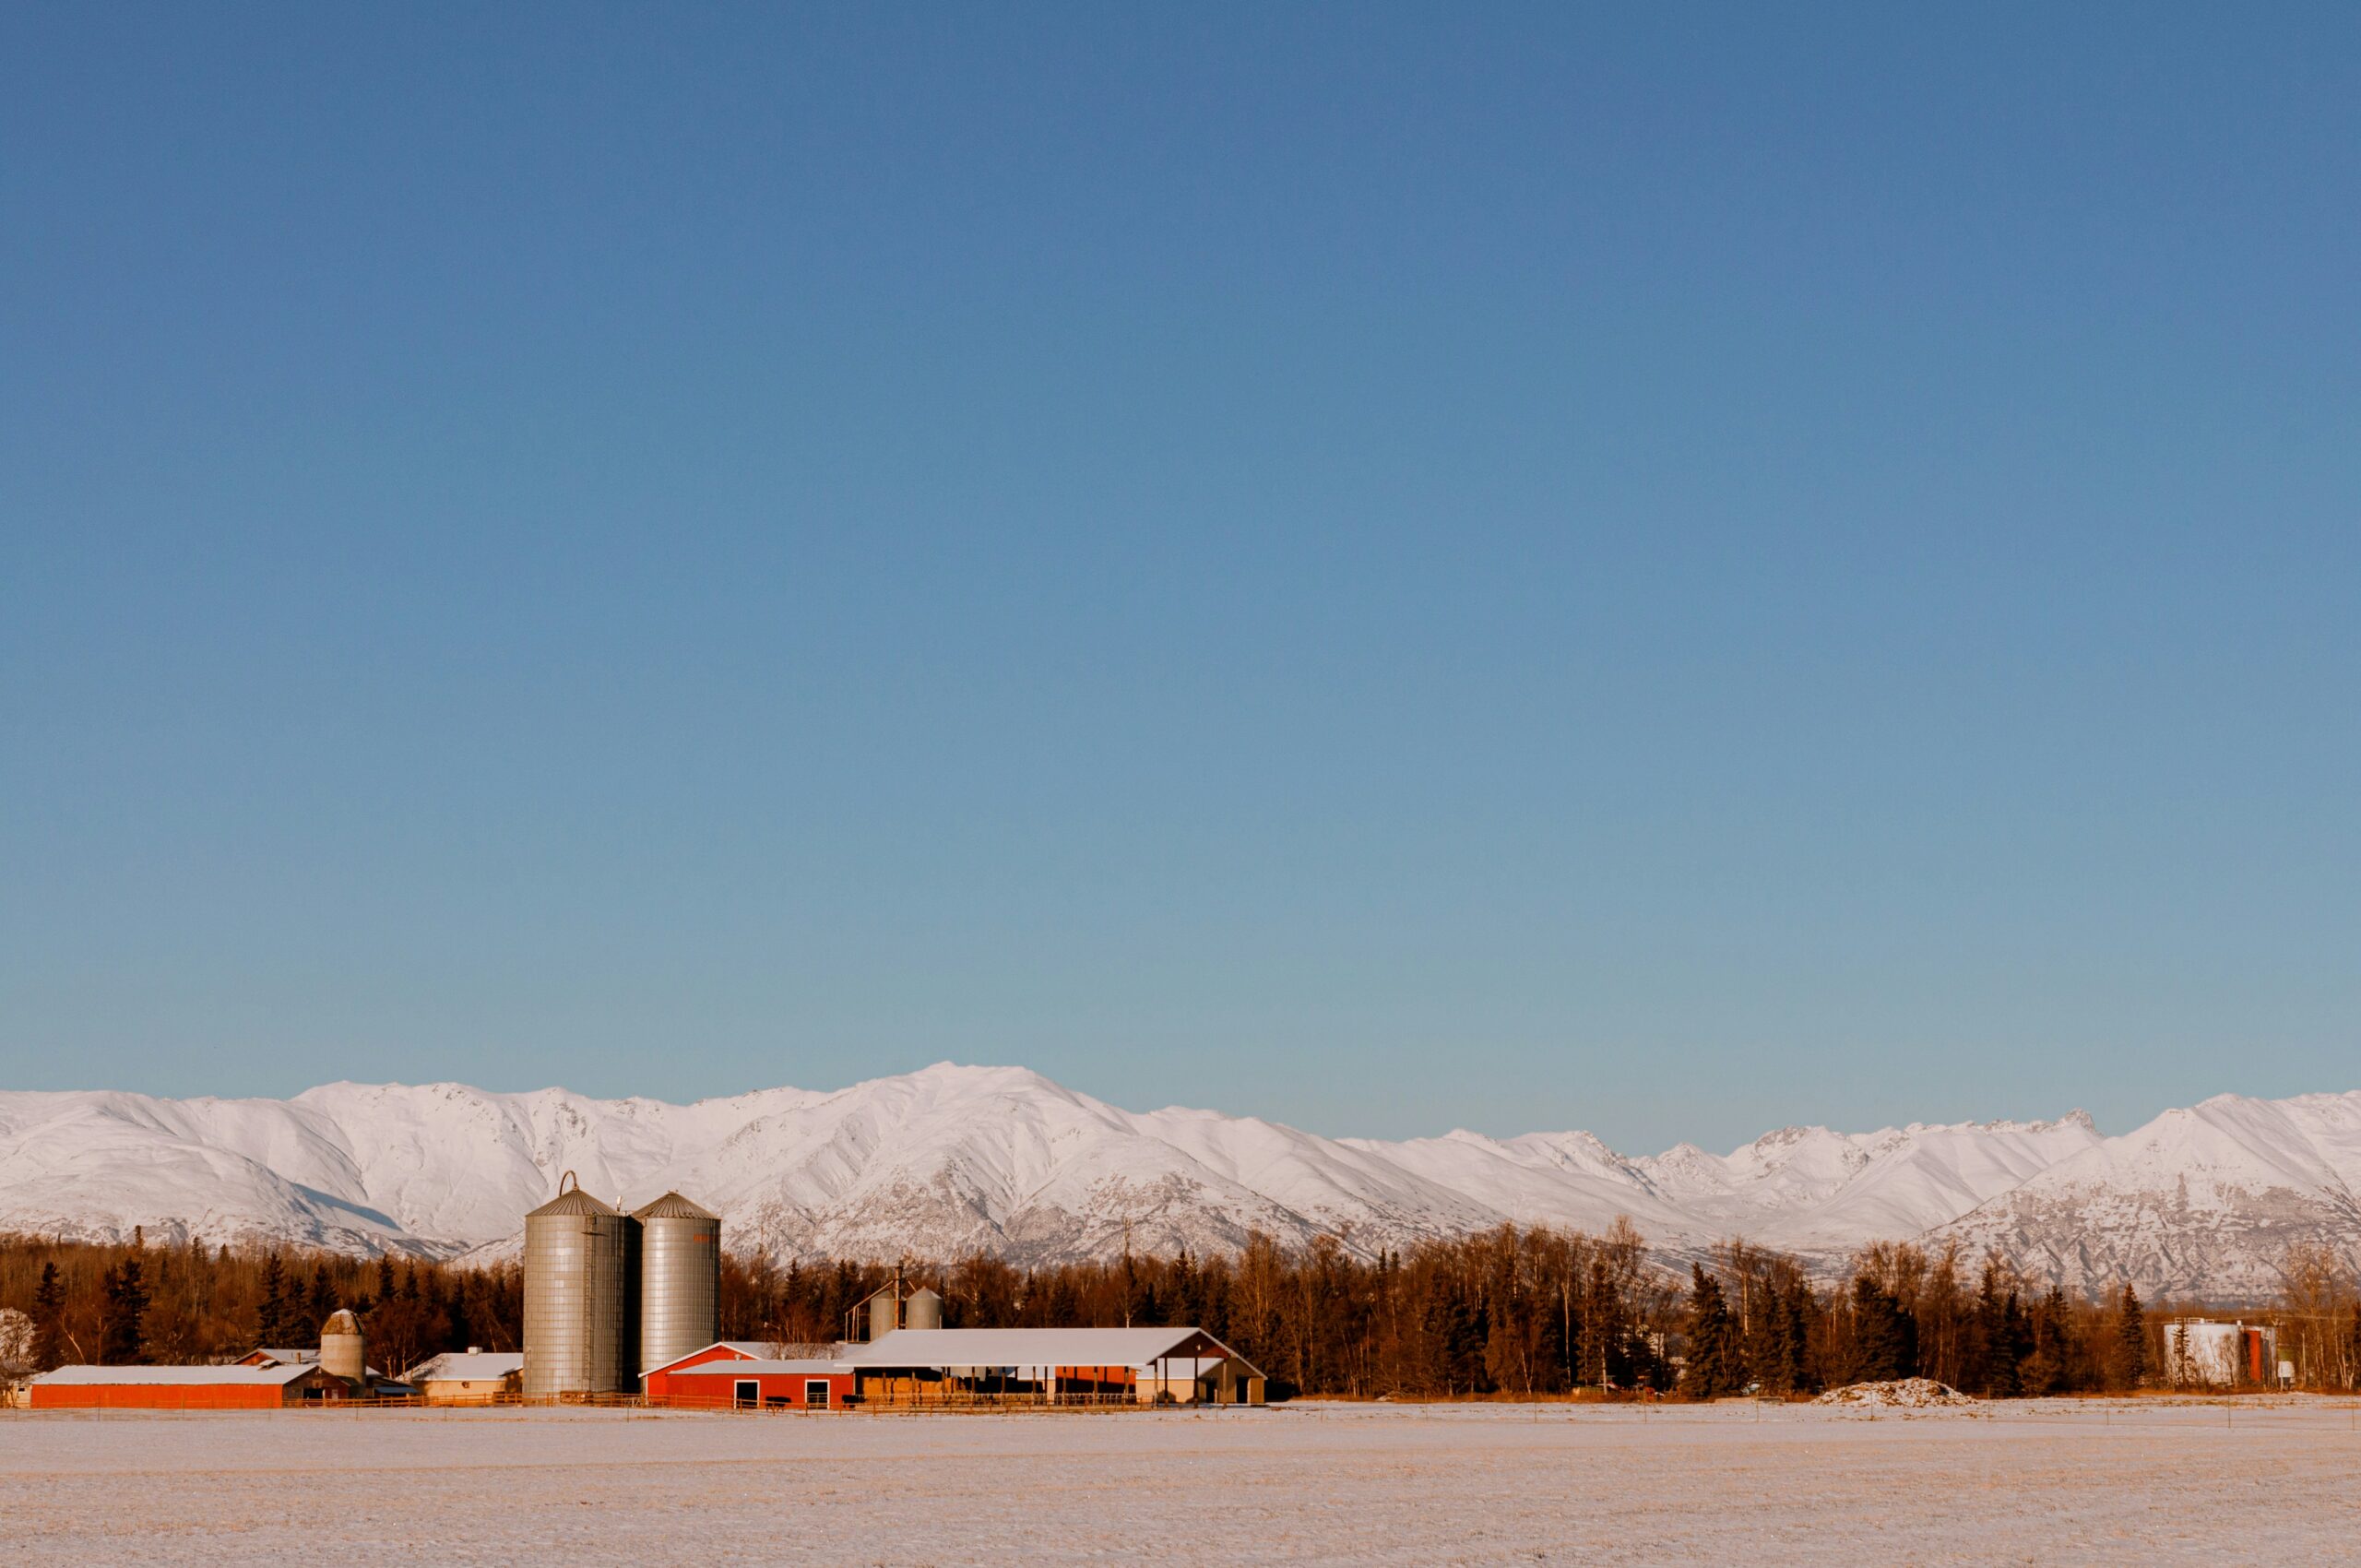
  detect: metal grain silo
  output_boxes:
[319,1308,367,1389]
[523,1172,640,1397]
[868,1288,899,1343]
[632,1191,719,1375]
[903,1286,943,1331]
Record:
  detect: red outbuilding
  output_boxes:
[656,1358,853,1409]
[30,1363,337,1409]
[643,1341,853,1408]
[638,1339,767,1401]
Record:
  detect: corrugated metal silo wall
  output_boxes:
[638,1212,720,1373]
[524,1212,641,1396]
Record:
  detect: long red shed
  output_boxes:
[30,1363,336,1409]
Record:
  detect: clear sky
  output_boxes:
[3,4,2355,1154]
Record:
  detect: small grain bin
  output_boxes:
[868,1288,899,1343]
[633,1190,720,1375]
[903,1286,943,1331]
[523,1172,640,1397]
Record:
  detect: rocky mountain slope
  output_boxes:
[2,1063,2354,1301]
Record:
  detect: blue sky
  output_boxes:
[3,4,2355,1152]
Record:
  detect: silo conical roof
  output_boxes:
[322,1309,362,1336]
[632,1191,718,1221]
[528,1186,621,1218]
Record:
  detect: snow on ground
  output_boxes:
[4,1397,2357,1565]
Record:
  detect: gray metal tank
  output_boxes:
[319,1307,367,1389]
[903,1286,943,1332]
[523,1172,640,1397]
[633,1191,719,1375]
[868,1288,899,1343]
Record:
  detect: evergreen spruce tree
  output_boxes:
[2113,1283,2148,1389]
[30,1261,66,1371]
[1681,1265,1742,1397]
[1752,1277,1808,1396]
[1168,1247,1201,1327]
[1968,1262,2026,1396]
[256,1253,290,1347]
[100,1257,149,1364]
[1779,1285,1816,1394]
[303,1266,336,1341]
[1849,1276,1913,1383]
[1535,1282,1569,1393]
[1991,1289,2028,1396]
[1454,1289,1492,1394]
[442,1275,472,1351]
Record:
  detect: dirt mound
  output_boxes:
[1813,1378,1975,1408]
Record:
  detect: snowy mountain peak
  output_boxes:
[0,1069,2353,1302]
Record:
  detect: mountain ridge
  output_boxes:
[3,1063,2355,1302]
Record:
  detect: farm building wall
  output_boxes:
[657,1368,852,1408]
[641,1344,760,1401]
[30,1379,320,1410]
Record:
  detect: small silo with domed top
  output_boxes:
[319,1308,368,1391]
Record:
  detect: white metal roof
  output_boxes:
[406,1351,524,1383]
[667,1360,846,1377]
[38,1363,320,1386]
[1141,1358,1230,1378]
[840,1326,1255,1374]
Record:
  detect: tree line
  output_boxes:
[6,1223,2358,1398]
[0,1229,521,1379]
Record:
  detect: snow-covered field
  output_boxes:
[4,1397,2356,1564]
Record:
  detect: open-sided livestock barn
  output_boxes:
[840,1326,1264,1406]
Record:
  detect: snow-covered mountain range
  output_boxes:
[4,1063,2356,1302]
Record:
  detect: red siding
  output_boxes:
[32,1382,303,1409]
[657,1369,853,1408]
[642,1344,760,1402]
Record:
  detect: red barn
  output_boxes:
[30,1363,336,1409]
[657,1359,853,1409]
[639,1340,770,1402]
